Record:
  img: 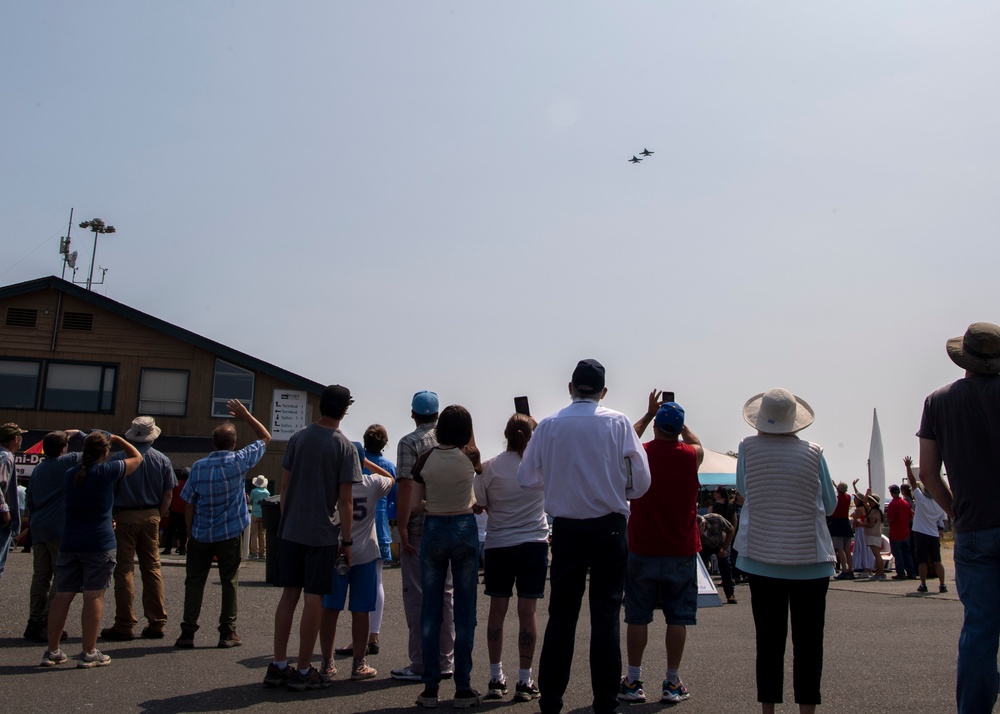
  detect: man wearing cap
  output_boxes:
[102,416,176,640]
[617,392,704,705]
[174,399,271,649]
[518,360,651,714]
[918,322,1000,714]
[23,429,83,640]
[264,385,360,692]
[390,390,456,682]
[0,423,28,580]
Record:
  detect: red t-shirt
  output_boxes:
[886,497,912,540]
[627,439,700,557]
[831,492,851,519]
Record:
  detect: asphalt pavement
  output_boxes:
[0,547,966,713]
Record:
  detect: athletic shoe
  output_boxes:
[40,649,68,667]
[727,596,738,604]
[453,689,483,708]
[940,584,949,593]
[320,657,337,678]
[661,679,690,703]
[484,677,507,700]
[218,630,242,648]
[618,677,646,703]
[416,686,440,708]
[834,571,855,580]
[263,662,291,688]
[287,666,333,692]
[351,658,377,680]
[870,574,887,581]
[917,584,928,593]
[390,665,424,681]
[891,574,907,580]
[514,680,540,702]
[77,650,112,669]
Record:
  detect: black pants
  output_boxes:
[701,547,735,597]
[162,514,187,552]
[539,514,627,714]
[749,574,829,705]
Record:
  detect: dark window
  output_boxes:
[42,362,117,413]
[212,359,254,417]
[139,369,189,416]
[0,360,41,409]
[62,312,94,331]
[5,307,38,328]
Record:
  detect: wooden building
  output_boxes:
[0,276,324,481]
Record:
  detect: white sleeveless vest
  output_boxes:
[734,434,836,566]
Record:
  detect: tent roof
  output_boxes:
[698,447,737,487]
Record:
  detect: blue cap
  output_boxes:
[411,390,440,416]
[654,402,685,433]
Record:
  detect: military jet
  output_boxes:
[629,155,642,163]
[640,148,654,156]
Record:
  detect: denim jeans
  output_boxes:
[420,514,479,689]
[0,524,13,579]
[954,527,1000,714]
[539,513,627,714]
[890,538,917,578]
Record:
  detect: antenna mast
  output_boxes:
[58,208,78,280]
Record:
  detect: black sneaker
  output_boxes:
[514,680,540,701]
[916,584,928,593]
[263,662,291,688]
[453,689,483,708]
[940,584,949,593]
[416,686,440,708]
[484,677,507,700]
[287,666,333,692]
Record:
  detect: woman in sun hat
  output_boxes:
[733,388,838,714]
[248,475,270,560]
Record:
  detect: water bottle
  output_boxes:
[336,553,349,577]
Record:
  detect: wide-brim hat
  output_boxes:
[252,475,267,488]
[743,388,815,435]
[947,322,1000,374]
[125,416,161,443]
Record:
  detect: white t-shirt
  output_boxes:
[911,488,946,537]
[475,450,549,549]
[347,473,394,565]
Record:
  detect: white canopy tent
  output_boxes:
[698,448,738,488]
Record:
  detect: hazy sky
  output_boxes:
[3,2,998,490]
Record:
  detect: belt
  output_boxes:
[114,504,159,513]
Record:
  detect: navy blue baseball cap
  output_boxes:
[655,402,685,433]
[571,359,606,394]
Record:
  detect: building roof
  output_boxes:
[0,276,325,395]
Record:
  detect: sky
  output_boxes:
[3,2,999,492]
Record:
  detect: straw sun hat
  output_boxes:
[742,388,815,435]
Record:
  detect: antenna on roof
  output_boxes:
[76,216,116,291]
[59,207,76,280]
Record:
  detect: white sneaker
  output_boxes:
[390,665,423,681]
[78,650,112,668]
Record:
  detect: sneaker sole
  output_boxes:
[77,658,111,669]
[391,672,424,682]
[513,691,540,702]
[40,658,67,667]
[415,696,439,708]
[350,670,377,681]
[453,696,483,708]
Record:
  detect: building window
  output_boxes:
[0,360,41,409]
[139,369,189,416]
[5,307,38,328]
[212,359,253,417]
[42,362,117,413]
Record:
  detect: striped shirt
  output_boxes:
[182,440,266,543]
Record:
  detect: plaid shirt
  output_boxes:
[181,440,266,543]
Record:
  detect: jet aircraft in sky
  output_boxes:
[629,155,642,163]
[640,148,654,156]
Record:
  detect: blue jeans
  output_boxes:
[420,514,479,689]
[954,527,1000,714]
[0,525,14,579]
[891,538,917,578]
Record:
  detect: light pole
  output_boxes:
[79,218,116,291]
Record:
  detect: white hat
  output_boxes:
[125,416,161,443]
[743,388,815,435]
[252,475,267,489]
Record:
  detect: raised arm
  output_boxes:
[228,399,271,445]
[681,424,705,467]
[903,455,918,493]
[633,390,661,438]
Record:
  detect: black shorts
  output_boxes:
[275,537,339,595]
[913,531,941,564]
[483,541,548,599]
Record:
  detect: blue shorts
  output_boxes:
[624,553,698,626]
[54,550,116,592]
[322,558,378,612]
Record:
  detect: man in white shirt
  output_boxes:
[903,456,948,594]
[518,359,651,714]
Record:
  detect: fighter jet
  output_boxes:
[640,148,654,156]
[629,155,642,163]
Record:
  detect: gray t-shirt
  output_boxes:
[111,444,176,508]
[349,473,394,565]
[917,373,1000,532]
[279,422,362,546]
